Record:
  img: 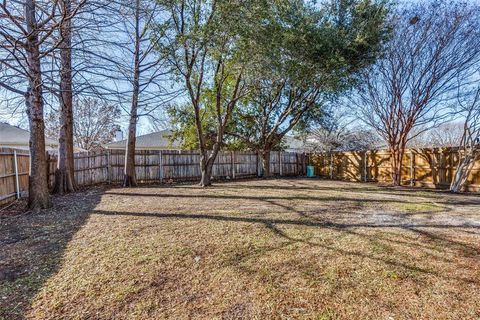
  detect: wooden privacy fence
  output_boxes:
[309,147,480,192]
[1,148,307,205]
[0,148,30,205]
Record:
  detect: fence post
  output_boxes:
[279,151,283,176]
[363,151,368,182]
[106,150,111,184]
[256,152,260,177]
[13,150,20,199]
[329,153,333,179]
[159,150,163,183]
[46,153,51,188]
[410,151,414,187]
[231,151,236,180]
[295,153,299,176]
[303,153,307,176]
[142,151,147,182]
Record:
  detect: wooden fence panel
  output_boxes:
[162,150,200,181]
[269,151,279,175]
[109,150,125,182]
[213,151,233,178]
[0,148,30,205]
[310,147,480,191]
[234,152,258,177]
[0,149,15,203]
[282,152,300,176]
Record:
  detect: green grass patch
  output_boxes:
[392,202,443,213]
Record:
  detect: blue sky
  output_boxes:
[0,0,478,138]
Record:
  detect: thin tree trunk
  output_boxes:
[123,0,141,188]
[450,152,475,192]
[123,112,138,187]
[261,150,271,178]
[25,0,51,210]
[390,146,404,186]
[54,0,76,194]
[199,152,215,187]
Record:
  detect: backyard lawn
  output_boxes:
[1,179,479,319]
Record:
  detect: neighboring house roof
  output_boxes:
[0,122,58,150]
[104,130,181,150]
[0,122,86,152]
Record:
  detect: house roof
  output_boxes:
[0,122,58,149]
[104,130,181,150]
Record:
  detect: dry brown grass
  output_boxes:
[1,179,480,319]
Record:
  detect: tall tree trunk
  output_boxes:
[199,152,215,187]
[390,146,404,186]
[25,0,51,210]
[123,110,138,187]
[54,0,76,194]
[123,0,140,187]
[260,149,271,178]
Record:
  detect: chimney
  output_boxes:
[115,130,124,142]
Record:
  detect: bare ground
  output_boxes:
[1,179,479,319]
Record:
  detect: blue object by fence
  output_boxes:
[306,165,315,177]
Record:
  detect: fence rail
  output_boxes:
[1,148,307,205]
[308,147,480,192]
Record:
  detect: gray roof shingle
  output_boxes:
[104,130,181,150]
[0,122,58,148]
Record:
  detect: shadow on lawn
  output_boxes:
[0,188,105,320]
[94,208,480,284]
[212,181,480,203]
[106,175,480,206]
[261,197,480,260]
[104,191,468,209]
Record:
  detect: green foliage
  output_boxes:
[229,0,390,151]
[167,101,249,150]
[157,0,390,152]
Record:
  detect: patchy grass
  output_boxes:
[392,202,444,213]
[1,179,480,320]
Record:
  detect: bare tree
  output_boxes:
[120,0,172,187]
[54,0,80,194]
[408,122,464,148]
[450,85,480,192]
[72,97,121,150]
[46,97,121,150]
[354,1,480,186]
[303,107,381,153]
[0,0,81,209]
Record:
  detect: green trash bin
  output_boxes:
[306,165,315,177]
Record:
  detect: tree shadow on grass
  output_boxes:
[213,181,480,203]
[103,191,464,209]
[261,197,480,258]
[0,188,105,320]
[93,209,480,285]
